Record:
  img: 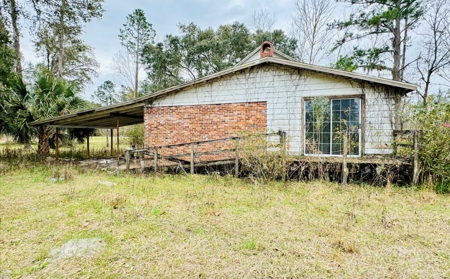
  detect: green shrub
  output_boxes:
[125,124,144,147]
[411,96,450,193]
[238,132,288,184]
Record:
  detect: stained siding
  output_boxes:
[149,65,395,155]
[365,90,396,154]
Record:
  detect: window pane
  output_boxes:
[305,101,312,112]
[349,133,360,155]
[350,99,360,110]
[332,142,342,155]
[341,99,350,111]
[348,121,359,132]
[313,132,320,142]
[332,100,341,111]
[322,122,330,133]
[322,132,330,144]
[332,121,341,133]
[304,98,332,155]
[349,111,359,122]
[305,122,314,134]
[320,143,330,154]
[332,111,341,122]
[340,110,349,121]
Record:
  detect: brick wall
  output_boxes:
[144,102,267,161]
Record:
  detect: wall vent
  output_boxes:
[260,41,274,58]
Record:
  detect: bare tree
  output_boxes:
[291,0,335,64]
[416,0,450,106]
[119,9,155,98]
[112,49,135,93]
[251,8,275,33]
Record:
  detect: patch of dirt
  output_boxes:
[98,180,117,187]
[50,238,105,260]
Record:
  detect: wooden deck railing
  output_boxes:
[124,132,283,175]
[393,129,421,185]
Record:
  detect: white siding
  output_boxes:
[151,65,396,155]
[364,89,396,154]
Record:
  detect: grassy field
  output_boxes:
[0,135,132,159]
[1,161,449,278]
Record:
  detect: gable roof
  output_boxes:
[235,45,296,66]
[31,54,417,129]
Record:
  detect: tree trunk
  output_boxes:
[8,0,22,76]
[392,14,402,81]
[392,1,403,130]
[400,17,408,81]
[134,52,139,98]
[134,26,140,98]
[38,126,50,155]
[134,43,139,98]
[57,0,66,78]
[423,70,432,107]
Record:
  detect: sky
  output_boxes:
[21,0,296,100]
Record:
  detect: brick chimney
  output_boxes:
[260,41,274,58]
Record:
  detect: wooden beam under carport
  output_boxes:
[116,117,120,166]
[48,125,114,129]
[110,112,143,120]
[87,130,90,157]
[110,129,113,156]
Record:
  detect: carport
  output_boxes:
[30,100,147,162]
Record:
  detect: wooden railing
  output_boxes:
[124,132,283,175]
[392,129,421,185]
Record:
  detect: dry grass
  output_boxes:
[0,136,130,160]
[1,163,449,278]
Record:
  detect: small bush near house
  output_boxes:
[125,124,144,147]
[411,95,450,193]
[238,132,288,184]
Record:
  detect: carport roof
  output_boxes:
[30,101,147,129]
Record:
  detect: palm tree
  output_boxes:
[3,77,35,148]
[4,69,86,154]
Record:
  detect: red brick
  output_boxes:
[144,102,267,160]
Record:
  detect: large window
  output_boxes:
[304,98,361,156]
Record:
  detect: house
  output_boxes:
[32,41,416,159]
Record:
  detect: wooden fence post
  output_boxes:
[154,147,158,172]
[190,143,195,174]
[125,150,131,170]
[413,130,419,185]
[140,159,145,171]
[342,132,348,185]
[235,138,240,177]
[280,131,287,182]
[392,131,398,157]
[116,118,120,166]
